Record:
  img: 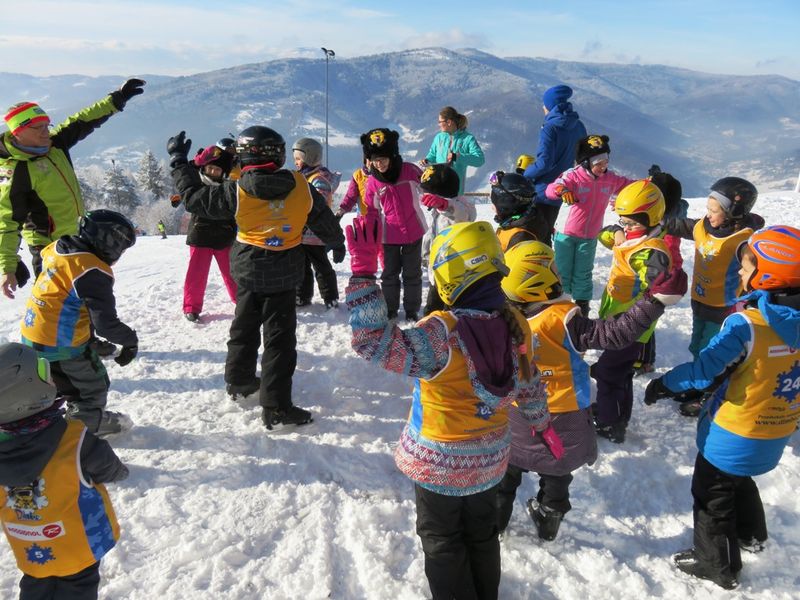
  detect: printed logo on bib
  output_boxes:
[773,360,800,407]
[4,521,65,541]
[768,345,798,358]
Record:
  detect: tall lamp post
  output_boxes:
[321,47,335,167]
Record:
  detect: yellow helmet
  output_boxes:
[430,221,508,305]
[515,154,535,173]
[615,180,665,227]
[501,241,563,303]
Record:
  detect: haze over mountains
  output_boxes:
[2,47,799,195]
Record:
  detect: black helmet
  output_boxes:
[78,209,136,264]
[235,126,285,168]
[0,343,57,425]
[710,177,757,220]
[216,137,236,154]
[489,171,536,222]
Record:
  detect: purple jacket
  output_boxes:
[546,167,635,239]
[364,162,427,245]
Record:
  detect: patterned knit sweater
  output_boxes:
[346,278,549,496]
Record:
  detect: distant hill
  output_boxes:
[2,48,798,195]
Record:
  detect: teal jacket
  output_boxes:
[425,129,485,194]
[0,95,120,274]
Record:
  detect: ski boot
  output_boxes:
[527,499,564,541]
[262,405,313,431]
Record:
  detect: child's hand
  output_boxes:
[346,215,381,278]
[613,229,625,246]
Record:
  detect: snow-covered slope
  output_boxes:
[0,192,798,599]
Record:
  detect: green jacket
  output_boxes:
[0,95,119,274]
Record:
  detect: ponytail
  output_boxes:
[439,106,468,131]
[499,303,532,382]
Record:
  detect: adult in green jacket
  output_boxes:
[0,79,145,299]
[420,106,485,195]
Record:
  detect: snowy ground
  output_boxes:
[1,191,799,599]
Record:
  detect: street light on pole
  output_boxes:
[321,47,335,167]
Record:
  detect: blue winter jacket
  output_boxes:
[523,102,587,206]
[663,290,800,476]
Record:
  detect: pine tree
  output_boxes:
[135,150,169,202]
[77,176,102,210]
[103,161,140,215]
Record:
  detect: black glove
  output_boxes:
[167,131,192,168]
[114,345,138,367]
[331,244,347,264]
[15,261,30,289]
[648,164,662,178]
[110,78,145,110]
[644,377,674,405]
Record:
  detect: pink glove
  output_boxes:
[346,215,382,277]
[539,424,564,460]
[646,268,688,306]
[420,193,450,211]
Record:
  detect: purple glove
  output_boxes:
[539,424,564,460]
[646,268,688,306]
[346,215,382,277]
[420,193,450,211]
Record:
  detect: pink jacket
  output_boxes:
[365,162,427,245]
[546,167,635,239]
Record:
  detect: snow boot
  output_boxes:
[405,311,419,323]
[324,299,339,309]
[296,297,312,307]
[679,398,705,417]
[594,420,626,444]
[262,405,313,431]
[575,300,590,318]
[387,309,399,320]
[226,378,261,401]
[527,499,563,541]
[95,410,133,438]
[90,337,117,357]
[738,537,766,553]
[184,312,200,322]
[673,548,738,590]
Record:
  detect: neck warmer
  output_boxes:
[0,400,65,438]
[11,139,49,156]
[451,274,515,395]
[371,155,403,184]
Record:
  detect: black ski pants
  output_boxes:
[415,484,500,600]
[691,452,768,577]
[297,244,338,303]
[20,561,100,600]
[225,287,296,410]
[530,203,560,247]
[381,239,422,316]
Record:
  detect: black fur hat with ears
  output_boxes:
[420,163,460,198]
[360,128,399,159]
[575,134,610,165]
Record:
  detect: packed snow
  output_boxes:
[1,192,798,599]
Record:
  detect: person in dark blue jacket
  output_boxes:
[523,85,587,246]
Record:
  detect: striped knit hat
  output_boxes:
[4,102,50,135]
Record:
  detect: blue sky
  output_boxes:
[2,0,798,80]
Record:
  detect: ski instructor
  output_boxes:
[1,79,146,299]
[522,84,587,246]
[167,127,346,431]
